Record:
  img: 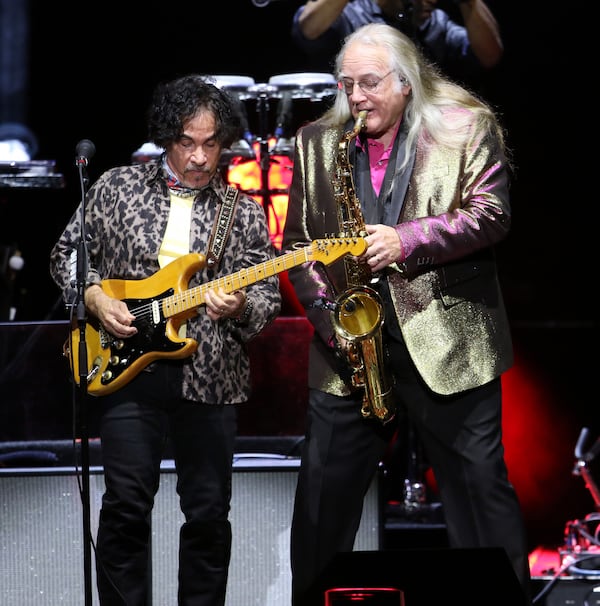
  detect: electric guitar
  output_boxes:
[66,236,367,396]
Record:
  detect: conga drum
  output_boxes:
[267,72,337,156]
[267,72,337,100]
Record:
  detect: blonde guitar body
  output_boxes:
[67,237,367,396]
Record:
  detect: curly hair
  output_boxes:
[147,74,243,149]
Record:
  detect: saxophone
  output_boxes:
[331,110,395,424]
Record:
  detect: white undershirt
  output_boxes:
[158,192,194,336]
[158,192,193,268]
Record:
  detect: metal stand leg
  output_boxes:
[401,422,427,513]
[238,84,289,247]
[386,420,444,525]
[559,428,600,575]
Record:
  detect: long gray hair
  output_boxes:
[321,23,506,170]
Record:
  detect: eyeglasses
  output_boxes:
[337,70,396,95]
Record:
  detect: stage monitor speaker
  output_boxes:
[307,547,528,606]
[0,457,380,606]
[544,579,600,606]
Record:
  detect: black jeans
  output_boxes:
[94,361,237,606]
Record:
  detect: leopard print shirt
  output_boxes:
[49,159,281,403]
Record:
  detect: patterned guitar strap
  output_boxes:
[206,185,240,269]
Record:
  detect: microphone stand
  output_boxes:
[74,156,94,606]
[252,84,291,245]
[256,87,279,239]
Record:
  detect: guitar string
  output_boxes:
[117,239,354,321]
[121,254,293,321]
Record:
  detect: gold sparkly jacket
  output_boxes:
[282,111,513,397]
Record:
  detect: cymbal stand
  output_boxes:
[402,422,427,513]
[573,427,600,509]
[248,84,289,246]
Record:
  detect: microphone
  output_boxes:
[225,93,254,161]
[233,93,253,145]
[274,91,293,140]
[75,139,96,166]
[272,91,295,157]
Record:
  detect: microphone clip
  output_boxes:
[75,139,96,168]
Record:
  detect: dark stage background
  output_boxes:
[0,1,595,554]
[14,0,590,324]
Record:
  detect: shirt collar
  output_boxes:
[356,120,402,154]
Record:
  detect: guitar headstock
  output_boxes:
[310,237,368,265]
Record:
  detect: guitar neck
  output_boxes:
[162,247,309,318]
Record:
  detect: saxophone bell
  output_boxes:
[332,286,395,424]
[333,286,383,341]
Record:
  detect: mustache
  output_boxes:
[186,164,211,173]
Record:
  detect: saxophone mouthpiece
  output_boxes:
[357,110,368,130]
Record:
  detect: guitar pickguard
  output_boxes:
[75,288,197,396]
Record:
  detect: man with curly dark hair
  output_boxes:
[50,74,281,605]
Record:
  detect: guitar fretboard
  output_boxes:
[161,237,365,318]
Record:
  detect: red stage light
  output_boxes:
[325,587,405,605]
[226,139,293,250]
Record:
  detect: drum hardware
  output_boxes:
[557,428,600,576]
[251,74,336,245]
[221,74,337,247]
[0,159,65,189]
[242,82,285,241]
[210,75,258,163]
[270,137,294,158]
[268,72,338,101]
[271,90,295,158]
[208,74,258,108]
[219,141,256,169]
[401,423,428,512]
[0,123,38,162]
[267,73,337,160]
[131,142,163,165]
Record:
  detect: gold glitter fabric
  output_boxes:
[282,114,512,397]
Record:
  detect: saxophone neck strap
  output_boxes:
[206,185,239,269]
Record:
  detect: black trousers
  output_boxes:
[94,362,237,606]
[290,337,531,605]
